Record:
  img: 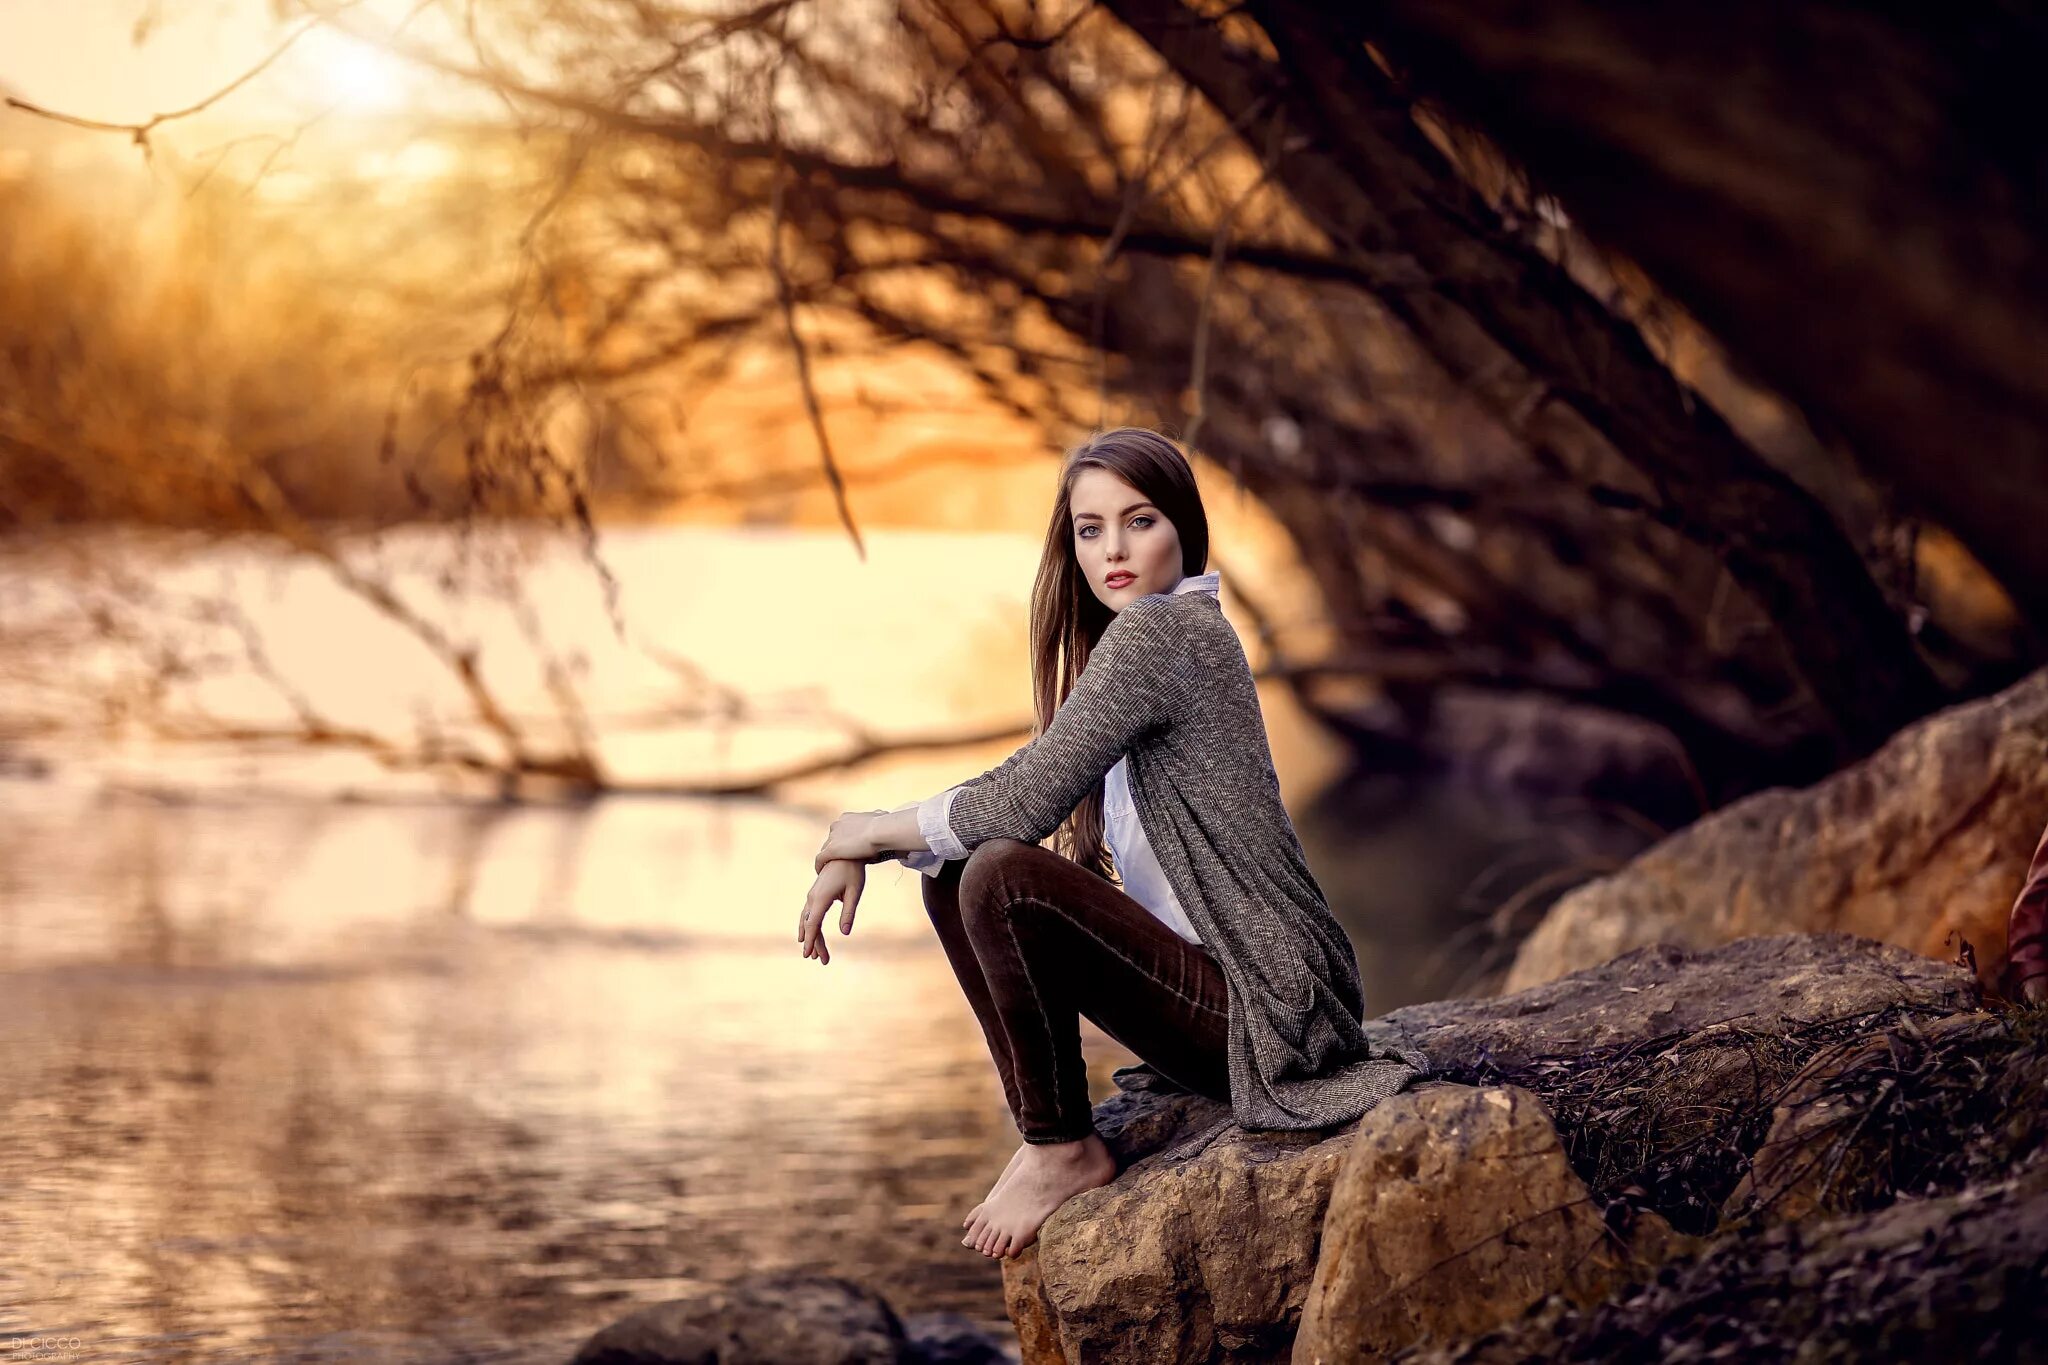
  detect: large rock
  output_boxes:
[1002,935,1976,1364]
[1293,1085,1694,1365]
[1506,667,2048,993]
[1013,1120,1362,1364]
[1386,934,1977,1073]
[1393,935,1980,1234]
[571,1273,904,1364]
[569,1272,1018,1365]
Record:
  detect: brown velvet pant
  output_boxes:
[922,836,1232,1144]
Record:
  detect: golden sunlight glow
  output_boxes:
[299,29,411,113]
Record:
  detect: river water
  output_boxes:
[0,525,1648,1361]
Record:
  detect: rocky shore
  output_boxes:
[566,933,2041,1364]
[566,669,2048,1364]
[1001,933,2040,1364]
[1507,668,2048,995]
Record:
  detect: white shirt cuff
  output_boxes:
[916,785,969,861]
[884,802,947,876]
[893,848,947,876]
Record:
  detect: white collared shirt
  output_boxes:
[891,570,1219,946]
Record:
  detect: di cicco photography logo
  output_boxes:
[4,1339,87,1360]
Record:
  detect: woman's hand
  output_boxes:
[813,810,884,873]
[798,858,867,966]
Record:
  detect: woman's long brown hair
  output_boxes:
[1029,428,1211,880]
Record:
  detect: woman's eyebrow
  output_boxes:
[1073,501,1157,522]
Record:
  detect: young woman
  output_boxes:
[794,427,1427,1260]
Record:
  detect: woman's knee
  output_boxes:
[957,836,1037,917]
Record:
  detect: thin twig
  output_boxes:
[1183,107,1284,451]
[764,12,866,561]
[4,11,331,146]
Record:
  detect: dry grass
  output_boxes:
[1455,1001,2045,1235]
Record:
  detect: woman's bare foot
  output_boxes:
[961,1142,1030,1244]
[964,1133,1117,1259]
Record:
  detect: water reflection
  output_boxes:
[0,787,1058,1361]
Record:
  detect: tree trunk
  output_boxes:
[1347,0,2048,631]
[1103,0,1945,761]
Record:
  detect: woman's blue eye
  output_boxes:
[1076,516,1153,539]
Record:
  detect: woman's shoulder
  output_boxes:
[1098,591,1238,667]
[1112,588,1229,633]
[1146,589,1237,646]
[1096,592,1188,649]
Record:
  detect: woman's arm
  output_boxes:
[813,595,1195,871]
[864,806,937,871]
[813,802,942,873]
[922,594,1192,858]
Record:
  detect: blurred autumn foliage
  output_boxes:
[2,0,2044,809]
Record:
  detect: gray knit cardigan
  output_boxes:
[919,588,1429,1133]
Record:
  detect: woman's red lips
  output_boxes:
[1105,572,1135,587]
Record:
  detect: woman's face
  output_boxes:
[1070,466,1185,613]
